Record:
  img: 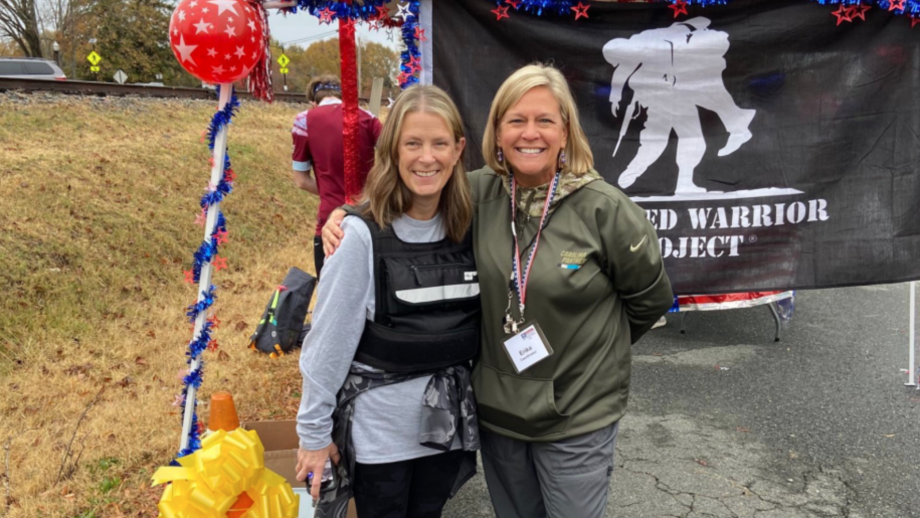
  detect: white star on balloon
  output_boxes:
[224,53,231,60]
[247,19,256,32]
[174,34,198,65]
[190,0,198,7]
[394,2,411,21]
[230,65,237,72]
[207,48,218,57]
[208,0,238,17]
[212,64,226,74]
[201,6,209,13]
[178,9,186,21]
[227,16,234,23]
[234,46,245,59]
[224,24,236,37]
[193,18,211,34]
[172,27,178,36]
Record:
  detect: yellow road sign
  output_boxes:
[277,54,290,68]
[280,67,289,75]
[87,51,101,66]
[90,66,100,73]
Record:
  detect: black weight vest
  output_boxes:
[352,214,481,373]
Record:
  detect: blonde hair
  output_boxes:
[361,85,472,243]
[482,63,594,176]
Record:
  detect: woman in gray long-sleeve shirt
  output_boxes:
[295,85,481,518]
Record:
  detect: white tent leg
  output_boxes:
[908,281,917,387]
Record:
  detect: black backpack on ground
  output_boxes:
[248,267,316,358]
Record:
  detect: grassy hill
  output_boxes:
[0,92,319,517]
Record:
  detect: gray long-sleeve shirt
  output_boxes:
[296,213,460,464]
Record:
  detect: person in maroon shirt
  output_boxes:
[292,75,383,278]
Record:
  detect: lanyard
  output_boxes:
[507,170,561,330]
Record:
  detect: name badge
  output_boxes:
[502,322,553,374]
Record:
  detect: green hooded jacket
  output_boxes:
[469,166,673,442]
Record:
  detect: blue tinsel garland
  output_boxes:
[292,0,389,20]
[489,0,919,17]
[400,0,422,89]
[177,86,238,458]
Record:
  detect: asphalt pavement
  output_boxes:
[444,284,920,517]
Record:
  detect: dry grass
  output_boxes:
[0,93,320,517]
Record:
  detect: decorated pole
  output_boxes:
[339,16,361,202]
[169,0,271,456]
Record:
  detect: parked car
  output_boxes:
[0,58,67,80]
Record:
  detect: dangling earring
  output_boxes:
[560,150,566,167]
[497,149,504,163]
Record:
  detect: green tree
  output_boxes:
[79,0,196,85]
[273,37,398,100]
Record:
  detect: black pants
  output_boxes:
[313,235,325,281]
[352,450,464,518]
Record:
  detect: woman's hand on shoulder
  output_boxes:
[321,209,347,257]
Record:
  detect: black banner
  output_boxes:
[429,0,920,294]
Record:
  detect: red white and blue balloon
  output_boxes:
[169,0,265,84]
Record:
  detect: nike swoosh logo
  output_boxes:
[630,235,648,253]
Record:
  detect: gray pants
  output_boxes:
[481,422,619,518]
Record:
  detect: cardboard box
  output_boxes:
[242,420,356,518]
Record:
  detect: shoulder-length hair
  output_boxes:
[361,85,472,243]
[482,63,594,176]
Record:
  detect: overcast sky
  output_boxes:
[265,10,399,51]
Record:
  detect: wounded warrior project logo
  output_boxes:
[602,17,830,259]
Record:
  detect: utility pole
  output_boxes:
[70,4,76,78]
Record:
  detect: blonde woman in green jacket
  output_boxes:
[323,64,673,518]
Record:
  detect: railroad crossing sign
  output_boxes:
[87,50,101,72]
[113,69,127,84]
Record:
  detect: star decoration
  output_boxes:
[318,7,336,24]
[831,4,853,25]
[234,46,245,58]
[207,47,217,57]
[190,0,197,6]
[414,26,428,42]
[224,24,236,37]
[172,27,178,37]
[571,2,590,20]
[177,367,190,381]
[913,15,920,27]
[207,339,219,352]
[227,16,234,23]
[174,34,198,65]
[669,0,688,18]
[208,0,238,17]
[374,5,389,20]
[888,0,905,12]
[387,29,396,42]
[208,315,221,329]
[224,53,232,60]
[247,19,256,32]
[408,55,422,74]
[213,228,229,245]
[224,168,236,182]
[212,255,228,271]
[398,71,412,84]
[201,6,208,13]
[394,2,411,21]
[229,64,237,72]
[492,5,510,20]
[193,18,212,34]
[194,209,206,226]
[505,0,521,8]
[178,9,186,21]
[172,394,185,407]
[853,4,871,21]
[184,269,196,284]
[212,64,225,75]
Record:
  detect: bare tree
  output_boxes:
[0,0,42,57]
